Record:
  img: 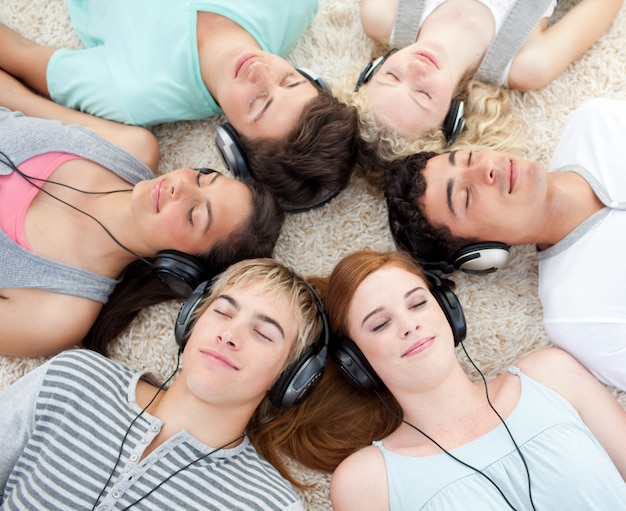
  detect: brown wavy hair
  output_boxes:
[241,91,359,207]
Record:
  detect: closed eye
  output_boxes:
[385,71,399,81]
[188,205,195,225]
[250,92,266,109]
[212,307,232,319]
[410,300,427,310]
[254,329,274,342]
[419,90,432,99]
[372,319,390,332]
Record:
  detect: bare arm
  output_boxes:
[0,288,101,357]
[508,0,624,89]
[0,21,52,97]
[360,0,399,44]
[330,445,390,511]
[517,347,626,480]
[0,289,102,357]
[0,69,160,172]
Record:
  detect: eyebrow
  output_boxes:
[253,79,307,122]
[216,294,286,340]
[201,173,220,235]
[446,151,459,217]
[360,286,424,326]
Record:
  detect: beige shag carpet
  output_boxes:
[2,0,626,508]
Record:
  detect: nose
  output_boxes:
[169,170,197,201]
[405,55,429,81]
[467,154,497,186]
[217,326,240,350]
[247,61,273,87]
[399,311,420,338]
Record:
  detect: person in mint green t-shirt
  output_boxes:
[0,0,359,209]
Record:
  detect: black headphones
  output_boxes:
[214,67,336,213]
[355,49,465,146]
[387,203,510,275]
[174,278,329,408]
[330,271,466,393]
[152,249,210,298]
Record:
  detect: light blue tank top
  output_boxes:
[374,366,626,510]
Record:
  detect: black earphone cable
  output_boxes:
[459,341,537,511]
[373,341,537,511]
[91,352,182,511]
[93,348,290,510]
[0,150,152,266]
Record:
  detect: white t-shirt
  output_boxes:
[538,98,626,390]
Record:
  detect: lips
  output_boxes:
[414,51,438,69]
[152,180,164,212]
[402,336,435,357]
[508,160,517,194]
[235,53,257,78]
[201,349,239,370]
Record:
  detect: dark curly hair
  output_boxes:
[384,152,477,265]
[241,91,359,208]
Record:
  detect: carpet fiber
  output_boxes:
[1,0,625,508]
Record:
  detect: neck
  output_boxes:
[418,0,495,85]
[536,171,604,250]
[197,12,261,96]
[79,190,148,274]
[139,377,258,457]
[396,368,484,431]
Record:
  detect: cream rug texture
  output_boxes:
[2,0,626,509]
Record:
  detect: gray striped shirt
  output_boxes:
[0,350,303,510]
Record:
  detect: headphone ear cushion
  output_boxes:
[214,122,250,180]
[330,337,383,392]
[174,280,212,350]
[453,242,510,275]
[426,273,467,346]
[443,99,465,146]
[152,250,210,298]
[269,343,328,408]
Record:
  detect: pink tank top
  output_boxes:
[0,152,82,250]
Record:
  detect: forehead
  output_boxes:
[418,153,457,226]
[350,266,428,312]
[207,176,252,240]
[258,82,318,140]
[218,281,299,336]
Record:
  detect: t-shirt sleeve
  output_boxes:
[0,361,48,490]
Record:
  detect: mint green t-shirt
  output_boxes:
[47,0,318,126]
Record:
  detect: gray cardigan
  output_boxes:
[0,108,154,302]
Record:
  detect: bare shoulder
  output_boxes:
[330,444,388,510]
[515,347,601,406]
[360,0,398,44]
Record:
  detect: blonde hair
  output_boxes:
[336,65,529,192]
